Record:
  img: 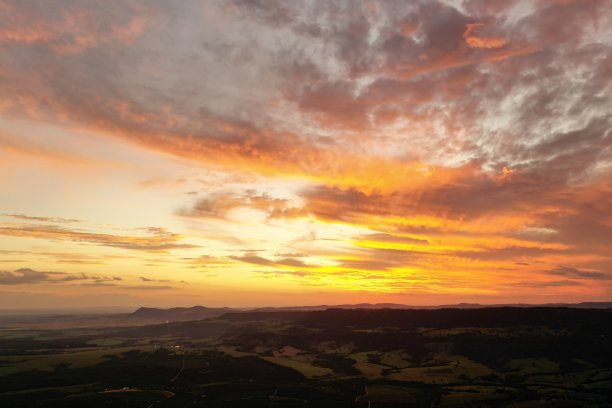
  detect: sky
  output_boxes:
[0,0,611,310]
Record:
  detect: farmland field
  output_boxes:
[1,307,612,407]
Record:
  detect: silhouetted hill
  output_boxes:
[129,305,237,322]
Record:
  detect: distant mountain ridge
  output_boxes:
[127,301,612,322]
[2,302,611,330]
[250,301,612,312]
[129,305,236,321]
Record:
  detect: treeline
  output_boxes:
[221,307,612,333]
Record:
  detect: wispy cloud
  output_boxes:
[1,213,80,223]
[547,267,611,280]
[0,268,119,286]
[0,224,197,252]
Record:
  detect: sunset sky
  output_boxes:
[1,0,611,309]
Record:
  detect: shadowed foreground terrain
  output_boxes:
[1,307,612,407]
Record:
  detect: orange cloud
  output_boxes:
[463,23,508,49]
[0,1,151,54]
